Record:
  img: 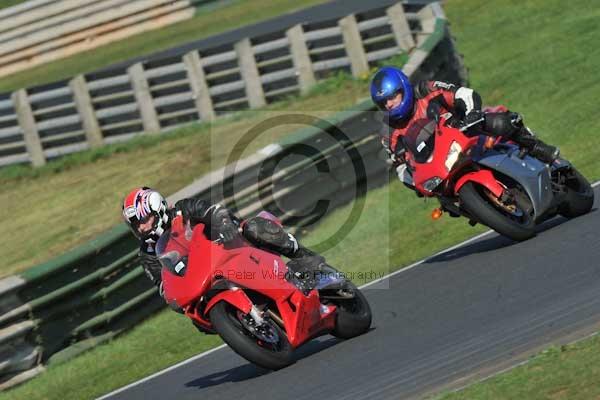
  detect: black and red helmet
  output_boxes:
[122,187,170,243]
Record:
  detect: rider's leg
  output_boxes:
[241,216,316,259]
[483,112,559,163]
[241,217,323,291]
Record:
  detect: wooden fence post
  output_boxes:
[387,3,415,52]
[416,4,436,47]
[12,89,45,167]
[235,38,266,108]
[339,14,369,77]
[128,62,160,133]
[183,51,215,122]
[69,75,103,147]
[286,24,315,94]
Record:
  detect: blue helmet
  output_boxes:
[370,66,414,122]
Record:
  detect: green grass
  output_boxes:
[0,68,380,277]
[0,310,224,400]
[0,0,328,93]
[436,335,600,400]
[0,0,27,11]
[3,0,600,398]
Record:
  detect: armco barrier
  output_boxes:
[0,1,427,167]
[0,2,466,390]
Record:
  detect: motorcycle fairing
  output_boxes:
[473,144,560,219]
[161,216,338,348]
[454,169,504,198]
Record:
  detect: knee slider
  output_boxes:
[242,217,286,247]
[241,218,261,243]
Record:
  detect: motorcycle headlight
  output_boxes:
[423,176,443,192]
[445,141,462,171]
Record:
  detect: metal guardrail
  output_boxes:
[0,1,428,168]
[0,1,467,391]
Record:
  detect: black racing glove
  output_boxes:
[210,208,239,243]
[175,198,239,243]
[385,136,407,167]
[392,145,407,166]
[175,198,212,225]
[139,251,163,287]
[212,219,238,243]
[463,109,485,128]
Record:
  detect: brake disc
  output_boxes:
[237,311,279,344]
[483,188,523,217]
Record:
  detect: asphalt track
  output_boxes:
[101,184,600,400]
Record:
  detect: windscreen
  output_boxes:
[155,217,193,276]
[404,118,437,164]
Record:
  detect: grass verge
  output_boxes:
[2,0,600,398]
[435,334,600,400]
[0,0,328,93]
[0,0,27,11]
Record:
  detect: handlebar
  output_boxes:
[458,117,485,132]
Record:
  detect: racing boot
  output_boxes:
[288,244,317,259]
[512,127,560,163]
[271,229,347,294]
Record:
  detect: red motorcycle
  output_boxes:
[156,212,372,370]
[402,111,594,241]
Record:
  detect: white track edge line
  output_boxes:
[97,179,600,399]
[95,344,228,400]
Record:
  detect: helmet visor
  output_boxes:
[375,89,402,111]
[128,214,156,239]
[375,89,403,111]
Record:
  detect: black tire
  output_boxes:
[209,301,293,370]
[331,281,372,339]
[559,168,594,218]
[459,182,536,241]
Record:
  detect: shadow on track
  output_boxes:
[424,211,596,264]
[184,336,341,389]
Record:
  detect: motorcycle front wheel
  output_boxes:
[459,182,536,241]
[209,301,294,370]
[559,167,594,218]
[329,281,372,339]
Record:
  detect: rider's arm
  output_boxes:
[174,198,217,225]
[139,246,163,288]
[174,198,238,242]
[380,134,412,190]
[381,132,407,167]
[385,134,421,194]
[377,109,407,165]
[415,80,482,119]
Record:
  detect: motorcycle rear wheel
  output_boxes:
[459,182,536,241]
[210,301,294,370]
[559,167,594,218]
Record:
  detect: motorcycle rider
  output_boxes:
[122,187,319,299]
[370,66,560,190]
